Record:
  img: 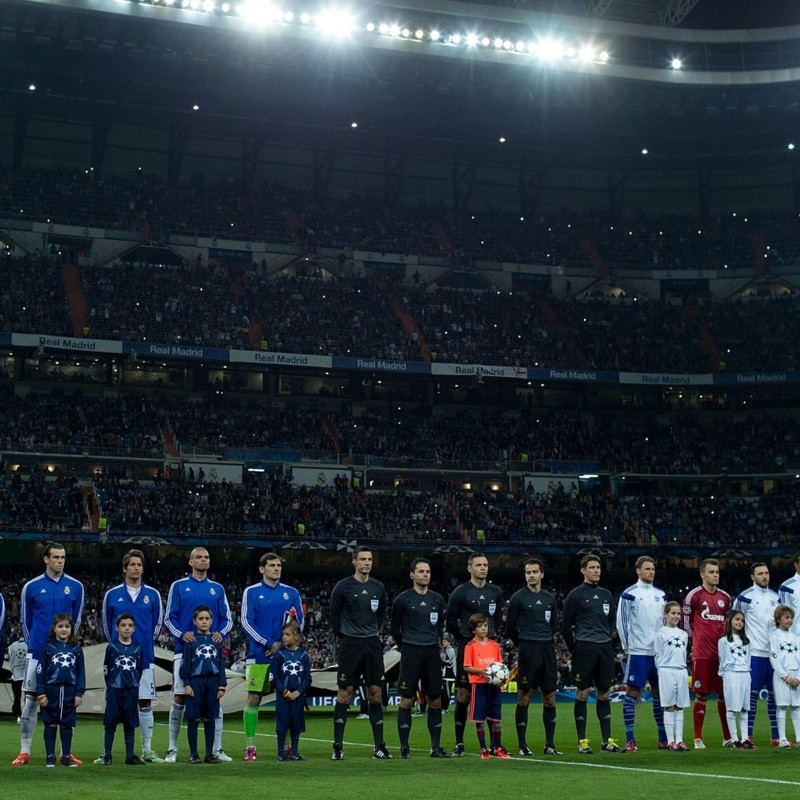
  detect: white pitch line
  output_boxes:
[160,724,800,786]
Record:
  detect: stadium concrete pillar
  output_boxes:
[519,159,546,218]
[452,158,475,213]
[12,96,32,168]
[383,150,407,207]
[168,113,189,186]
[607,169,628,219]
[91,109,114,180]
[313,145,337,201]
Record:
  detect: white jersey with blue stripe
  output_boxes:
[616,580,667,655]
[778,573,800,636]
[165,575,232,653]
[733,584,779,658]
[102,582,164,665]
[21,572,85,660]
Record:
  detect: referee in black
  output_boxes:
[562,554,621,754]
[445,552,504,756]
[391,558,451,759]
[506,557,561,756]
[329,546,392,760]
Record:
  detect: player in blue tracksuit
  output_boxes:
[36,613,85,767]
[15,542,85,766]
[164,547,232,762]
[96,613,145,766]
[179,606,228,764]
[241,552,305,761]
[102,548,164,761]
[273,621,312,762]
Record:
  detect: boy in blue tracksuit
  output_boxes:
[273,621,312,761]
[179,605,227,764]
[36,613,85,767]
[95,613,145,766]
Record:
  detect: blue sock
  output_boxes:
[623,695,636,739]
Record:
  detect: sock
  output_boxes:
[718,699,731,740]
[652,699,666,742]
[60,725,73,757]
[43,725,57,757]
[777,707,787,743]
[104,727,115,756]
[622,695,636,740]
[491,722,502,750]
[20,696,39,753]
[454,700,469,746]
[243,705,259,747]
[747,689,759,737]
[213,707,223,753]
[428,706,443,749]
[574,699,588,740]
[737,710,748,742]
[139,706,154,752]
[187,720,199,755]
[397,706,412,748]
[168,703,185,750]
[368,702,384,747]
[515,704,529,748]
[692,700,706,738]
[596,699,612,742]
[768,691,779,740]
[675,709,685,743]
[124,725,135,759]
[475,723,487,750]
[290,734,300,754]
[663,710,674,743]
[277,729,286,755]
[790,707,800,743]
[204,719,215,756]
[726,711,737,741]
[333,701,349,745]
[543,705,556,747]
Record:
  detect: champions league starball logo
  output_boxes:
[283,660,303,677]
[53,651,76,669]
[116,655,138,672]
[196,644,217,660]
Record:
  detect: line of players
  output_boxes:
[6,542,800,763]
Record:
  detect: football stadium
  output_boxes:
[2,0,800,797]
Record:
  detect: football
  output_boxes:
[485,661,509,686]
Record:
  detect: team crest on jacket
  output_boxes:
[488,602,496,616]
[603,603,610,615]
[545,610,551,622]
[144,596,150,604]
[64,586,71,595]
[210,588,216,595]
[717,599,724,608]
[371,599,379,612]
[283,592,289,600]
[430,612,439,625]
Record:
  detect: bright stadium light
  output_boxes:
[671,57,683,70]
[315,7,356,37]
[465,32,478,47]
[535,37,565,61]
[579,44,596,63]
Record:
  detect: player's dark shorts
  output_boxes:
[103,685,139,729]
[398,643,443,698]
[184,676,221,721]
[692,658,723,697]
[516,640,558,694]
[571,640,615,692]
[456,639,471,690]
[469,682,502,722]
[41,686,78,727]
[750,655,773,691]
[336,635,384,689]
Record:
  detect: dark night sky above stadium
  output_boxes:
[680,0,800,28]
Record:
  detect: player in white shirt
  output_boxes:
[653,602,690,750]
[769,605,800,747]
[778,551,800,635]
[718,610,752,749]
[616,556,668,751]
[733,562,780,745]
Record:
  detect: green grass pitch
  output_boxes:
[2,704,798,800]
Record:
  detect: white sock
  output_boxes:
[776,707,788,742]
[214,707,223,752]
[737,711,748,741]
[790,707,800,743]
[675,709,685,744]
[168,703,185,750]
[139,706,154,752]
[726,711,738,740]
[663,710,674,742]
[20,697,39,753]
